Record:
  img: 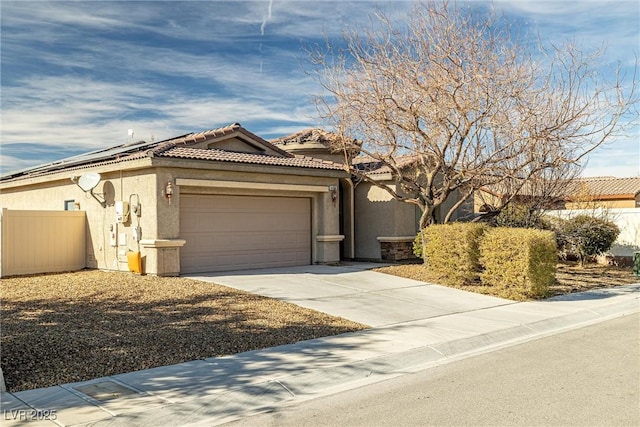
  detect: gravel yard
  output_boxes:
[376,262,638,299]
[1,270,367,392]
[2,263,637,393]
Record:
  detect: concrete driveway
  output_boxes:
[185,262,513,327]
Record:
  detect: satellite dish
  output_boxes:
[77,173,101,192]
[71,172,106,208]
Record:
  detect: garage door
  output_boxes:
[180,194,311,273]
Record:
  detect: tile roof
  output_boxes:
[570,176,640,197]
[480,176,640,200]
[352,155,420,175]
[1,123,334,181]
[271,128,344,147]
[150,123,290,157]
[159,147,344,170]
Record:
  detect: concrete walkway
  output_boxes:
[2,263,638,426]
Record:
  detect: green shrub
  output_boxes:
[495,203,550,229]
[479,227,557,300]
[413,231,425,259]
[554,215,620,266]
[416,223,488,285]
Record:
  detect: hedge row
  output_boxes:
[415,223,488,284]
[479,227,557,300]
[415,223,557,300]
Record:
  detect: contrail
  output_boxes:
[260,0,273,36]
[259,0,273,75]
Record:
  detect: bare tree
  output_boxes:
[475,159,584,226]
[309,1,637,229]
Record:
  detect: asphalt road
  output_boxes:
[225,313,640,426]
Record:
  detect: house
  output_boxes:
[563,177,640,209]
[1,124,473,277]
[0,124,351,276]
[555,176,640,264]
[474,176,640,213]
[473,176,640,264]
[272,129,472,261]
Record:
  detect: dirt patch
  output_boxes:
[0,270,367,392]
[552,263,639,295]
[376,262,639,299]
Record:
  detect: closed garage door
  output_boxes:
[180,194,311,273]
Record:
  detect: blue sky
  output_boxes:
[1,0,638,177]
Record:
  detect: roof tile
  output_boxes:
[159,147,344,170]
[571,176,640,197]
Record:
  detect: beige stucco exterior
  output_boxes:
[1,125,484,275]
[351,175,472,260]
[0,132,348,276]
[353,180,420,259]
[564,198,639,209]
[1,159,165,275]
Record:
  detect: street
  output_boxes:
[225,313,640,426]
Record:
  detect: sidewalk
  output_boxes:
[1,264,638,427]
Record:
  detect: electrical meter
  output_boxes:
[115,201,130,223]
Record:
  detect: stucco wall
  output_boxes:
[545,208,640,257]
[354,182,420,260]
[564,199,637,209]
[437,187,473,222]
[354,181,473,260]
[0,158,346,274]
[0,163,159,274]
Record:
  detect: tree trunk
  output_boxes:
[418,205,436,265]
[419,205,436,230]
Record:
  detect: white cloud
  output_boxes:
[1,0,638,178]
[0,73,318,170]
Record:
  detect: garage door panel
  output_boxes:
[180,195,311,273]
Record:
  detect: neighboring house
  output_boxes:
[475,176,640,213]
[0,124,350,276]
[556,176,640,264]
[563,177,640,209]
[474,176,640,264]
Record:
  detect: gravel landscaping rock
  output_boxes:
[0,270,367,392]
[376,262,638,299]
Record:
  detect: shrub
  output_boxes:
[495,203,550,229]
[479,227,557,300]
[416,223,488,285]
[554,215,620,266]
[413,231,425,259]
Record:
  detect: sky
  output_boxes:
[1,0,639,177]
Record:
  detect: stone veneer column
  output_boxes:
[376,236,419,262]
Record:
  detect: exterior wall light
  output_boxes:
[329,185,338,202]
[164,181,174,205]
